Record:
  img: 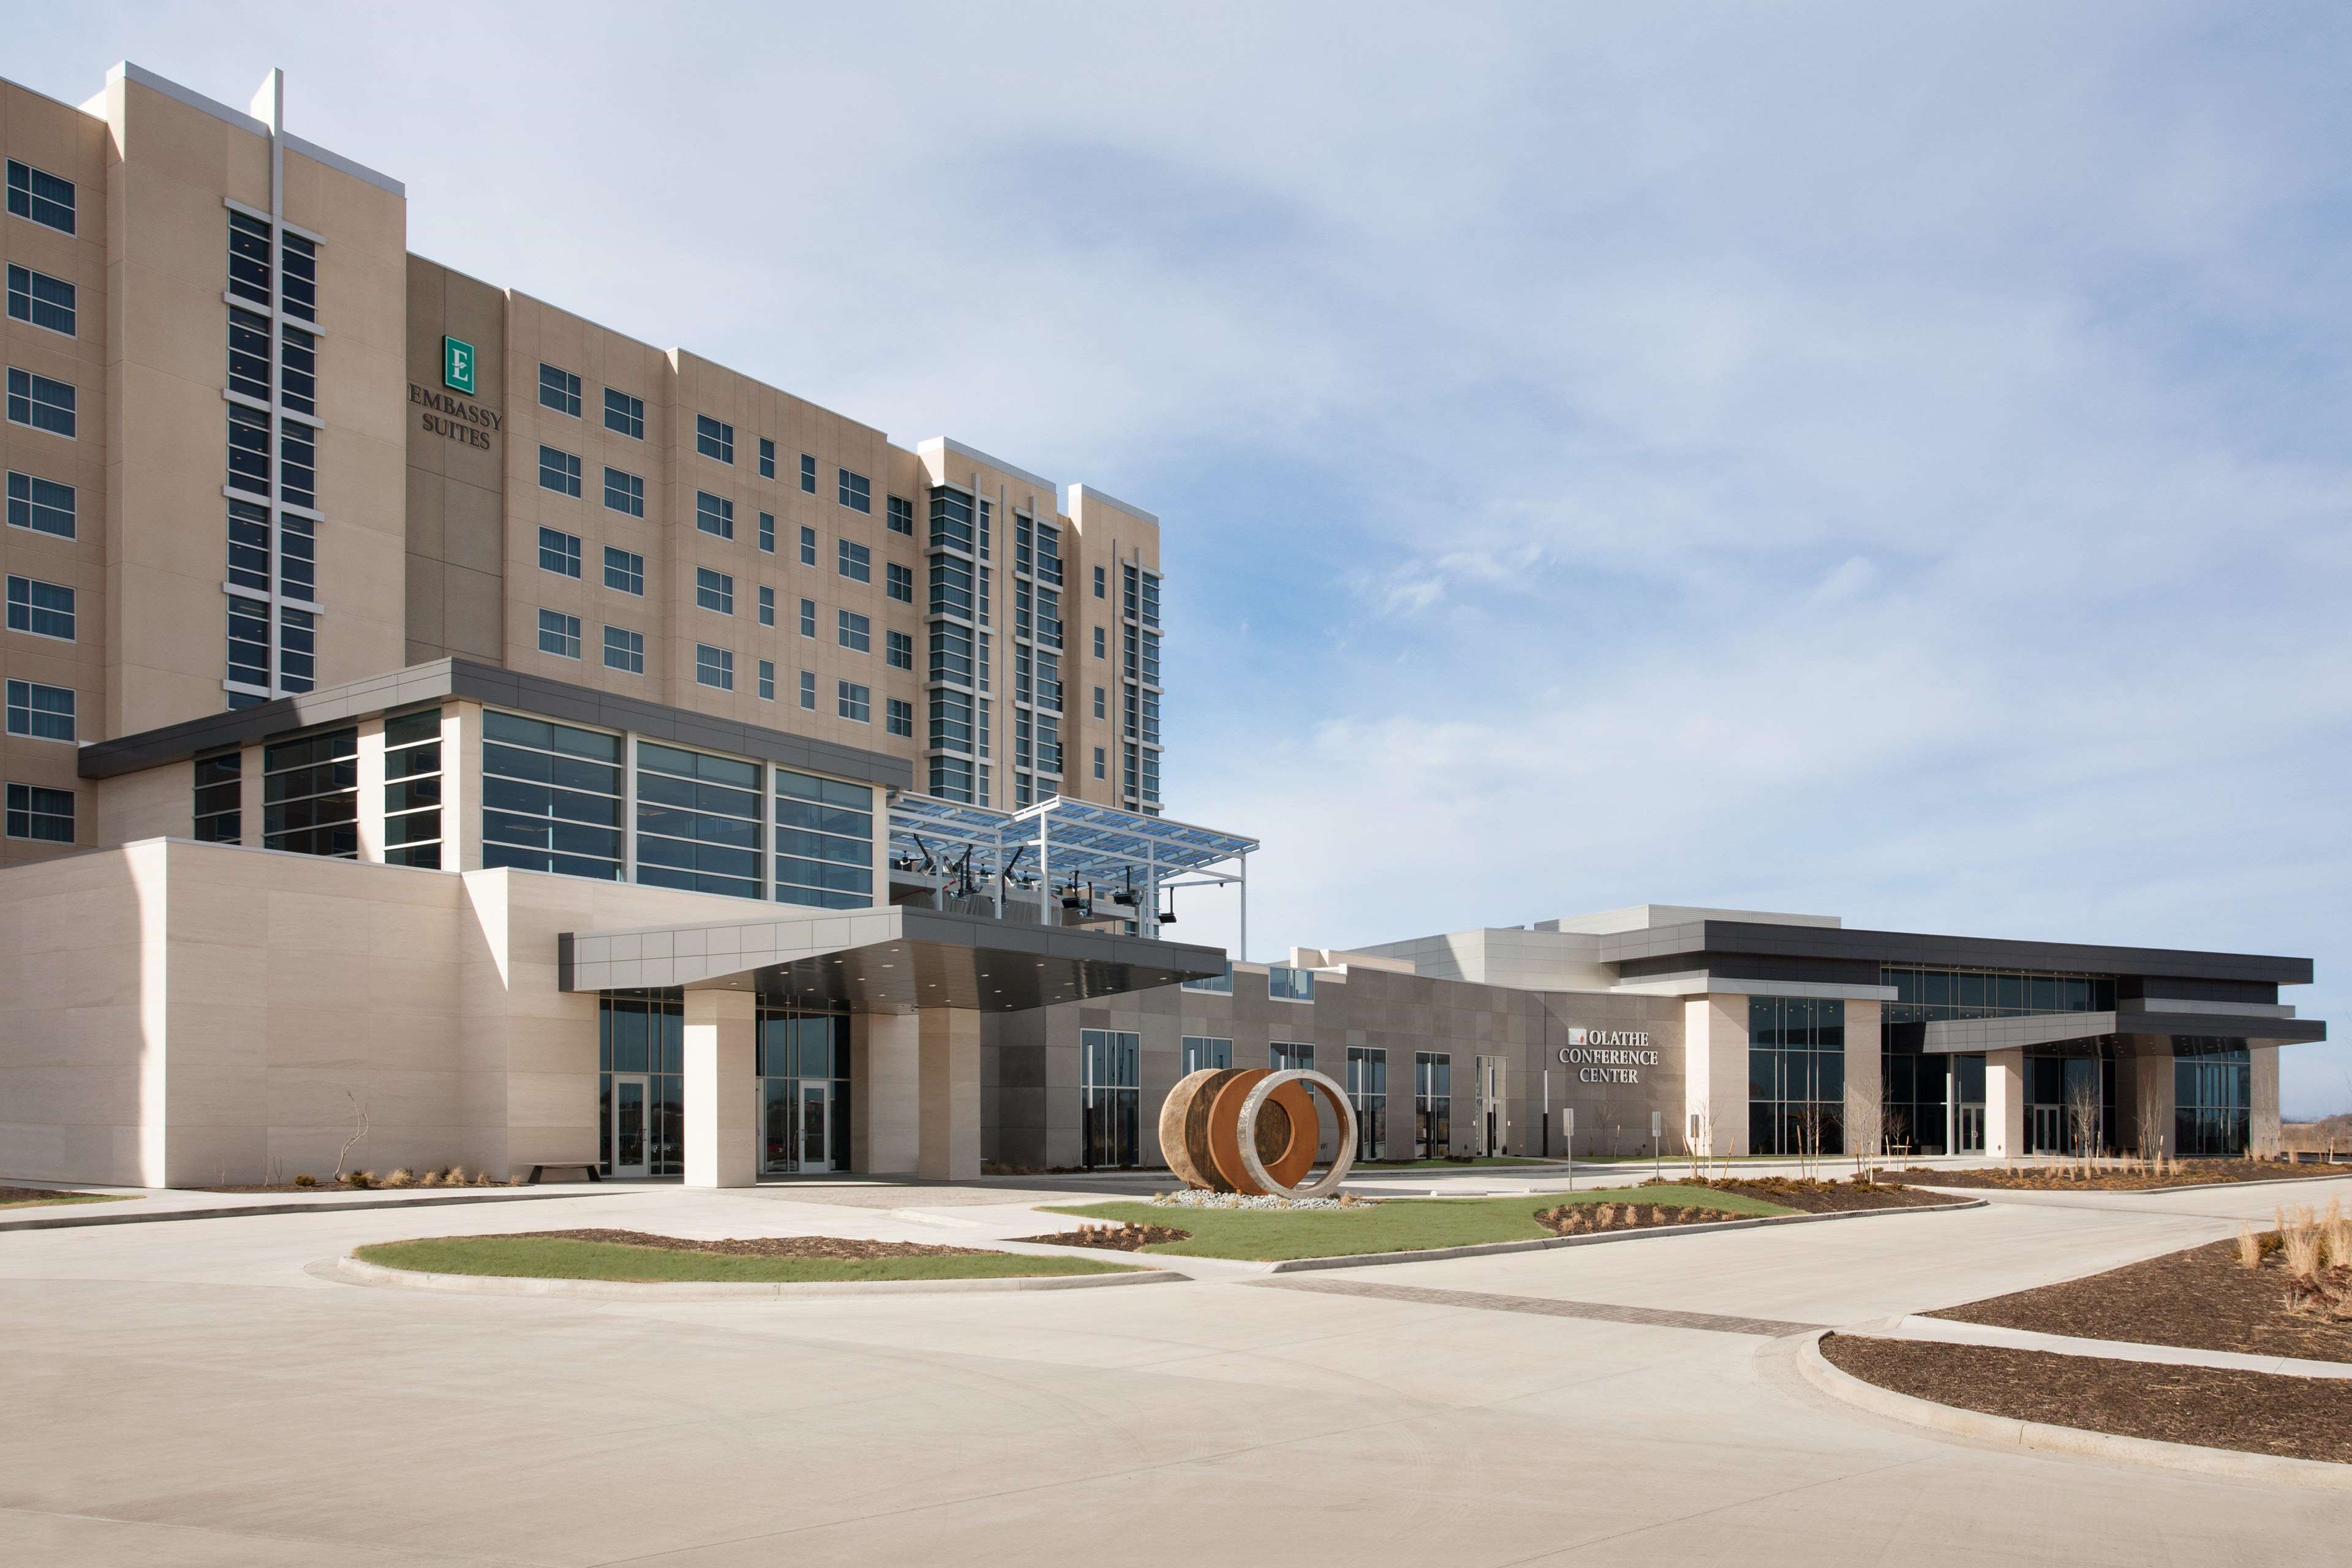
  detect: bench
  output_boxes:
[519,1162,601,1185]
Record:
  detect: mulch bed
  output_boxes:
[1894,1161,2350,1191]
[1017,1222,1191,1252]
[1929,1237,2352,1363]
[1820,1333,2352,1465]
[1537,1201,1747,1235]
[1648,1176,1954,1213]
[510,1229,994,1260]
[193,1181,511,1193]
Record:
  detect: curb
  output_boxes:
[1253,1196,1988,1274]
[0,1188,612,1232]
[1796,1329,2352,1490]
[1885,1314,2352,1381]
[312,1253,1186,1300]
[1904,1172,2352,1199]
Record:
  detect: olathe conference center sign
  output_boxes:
[1557,1028,1659,1084]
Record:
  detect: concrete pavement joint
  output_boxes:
[1871,1313,2352,1381]
[1251,1277,1829,1337]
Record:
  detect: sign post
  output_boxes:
[1562,1107,1575,1193]
[1651,1110,1664,1183]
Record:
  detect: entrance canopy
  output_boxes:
[889,793,1258,943]
[558,902,1227,1014]
[1917,1009,2326,1054]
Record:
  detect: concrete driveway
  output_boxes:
[2,1174,2346,1566]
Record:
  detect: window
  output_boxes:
[886,562,914,603]
[537,609,581,659]
[4,782,72,842]
[279,323,317,416]
[837,609,870,652]
[192,752,240,845]
[7,367,74,437]
[1182,1036,1235,1071]
[886,630,913,670]
[1092,746,1106,780]
[6,264,74,336]
[798,524,816,567]
[7,160,75,234]
[1080,1029,1142,1168]
[696,415,734,463]
[1182,967,1234,995]
[837,538,871,582]
[886,495,914,536]
[603,387,643,439]
[537,445,581,497]
[279,417,316,510]
[799,669,816,709]
[603,624,644,673]
[1348,1047,1389,1161]
[279,230,316,323]
[758,437,775,479]
[6,576,72,640]
[538,363,581,417]
[1747,997,1847,1158]
[601,993,687,1175]
[227,597,268,690]
[758,658,775,700]
[382,707,444,868]
[603,546,644,595]
[696,568,734,616]
[1093,685,1107,719]
[758,585,775,626]
[838,469,872,513]
[2176,1041,2251,1158]
[537,527,582,578]
[1271,1042,1315,1072]
[837,681,870,723]
[635,742,762,902]
[227,402,269,495]
[4,678,73,741]
[799,453,816,493]
[262,728,357,858]
[603,467,644,516]
[695,491,734,540]
[886,697,913,737]
[774,768,875,910]
[6,471,72,538]
[1415,1052,1452,1159]
[695,643,734,690]
[479,709,624,881]
[758,511,775,554]
[1092,625,1106,658]
[798,598,816,638]
[1093,564,1106,598]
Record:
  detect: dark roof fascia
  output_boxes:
[1597,919,2312,989]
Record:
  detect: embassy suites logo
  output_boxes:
[1558,1027,1659,1084]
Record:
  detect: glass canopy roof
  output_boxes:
[889,793,1256,891]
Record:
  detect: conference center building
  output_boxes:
[0,63,2324,1189]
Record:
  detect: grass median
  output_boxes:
[0,1186,137,1211]
[1045,1183,1793,1262]
[355,1234,1140,1284]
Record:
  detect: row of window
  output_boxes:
[222,208,323,709]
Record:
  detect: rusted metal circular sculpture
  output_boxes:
[1159,1067,1357,1199]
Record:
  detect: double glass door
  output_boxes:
[763,1079,831,1174]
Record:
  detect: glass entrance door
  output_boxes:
[1956,1106,1985,1153]
[612,1075,650,1178]
[799,1082,830,1171]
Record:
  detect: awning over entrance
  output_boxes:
[557,903,1227,1013]
[1916,1009,2326,1054]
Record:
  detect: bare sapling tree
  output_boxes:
[2135,1071,2165,1173]
[2066,1079,2102,1178]
[1883,1105,1910,1161]
[1689,1099,1716,1183]
[1844,1079,1884,1180]
[333,1088,371,1182]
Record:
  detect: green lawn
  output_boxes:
[0,1190,137,1210]
[1046,1183,1793,1262]
[353,1235,1139,1283]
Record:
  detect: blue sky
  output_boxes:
[21,4,2352,1115]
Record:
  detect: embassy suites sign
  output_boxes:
[412,336,500,450]
[1557,1027,1659,1085]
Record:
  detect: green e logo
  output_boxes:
[443,336,475,394]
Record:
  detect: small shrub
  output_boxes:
[341,1170,374,1190]
[293,1174,316,1188]
[417,1169,442,1187]
[2324,1198,2351,1269]
[2236,1223,2263,1270]
[444,1164,469,1186]
[472,1170,495,1186]
[382,1168,416,1189]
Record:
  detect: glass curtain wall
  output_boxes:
[1747,998,1846,1156]
[1414,1050,1451,1158]
[598,991,683,1177]
[2174,1040,2250,1156]
[1348,1046,1388,1161]
[382,707,442,867]
[2026,1049,2116,1156]
[635,742,761,899]
[262,728,356,856]
[1879,967,2117,1155]
[481,711,624,878]
[1080,1028,1140,1167]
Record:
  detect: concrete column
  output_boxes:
[1842,1000,1883,1158]
[355,714,387,862]
[683,989,756,1188]
[1682,995,1752,1158]
[1985,1047,2026,1159]
[2251,1044,2280,1158]
[236,741,265,846]
[854,1012,920,1174]
[443,703,479,872]
[919,1008,982,1181]
[2119,1043,2176,1158]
